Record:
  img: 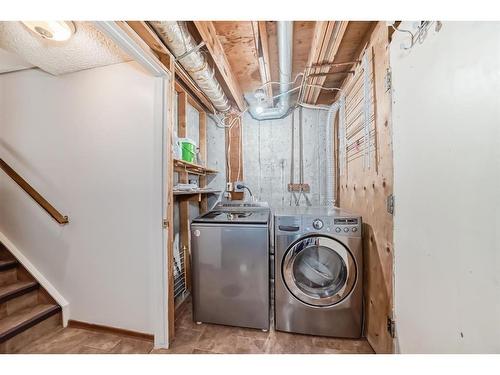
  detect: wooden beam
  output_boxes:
[177,92,187,138]
[307,21,334,103]
[127,21,216,113]
[251,21,273,100]
[193,21,246,111]
[225,115,244,200]
[308,70,355,77]
[333,22,377,102]
[127,21,171,56]
[174,81,206,114]
[304,21,349,104]
[173,65,215,114]
[198,111,209,213]
[303,21,329,101]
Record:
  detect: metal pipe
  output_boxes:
[248,21,294,120]
[149,21,231,113]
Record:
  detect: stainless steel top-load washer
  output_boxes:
[274,206,363,338]
[191,201,270,331]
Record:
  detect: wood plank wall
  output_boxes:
[337,22,394,354]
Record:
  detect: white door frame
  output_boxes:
[94,21,172,348]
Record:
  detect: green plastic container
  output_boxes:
[179,138,196,163]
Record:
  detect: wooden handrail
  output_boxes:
[0,158,69,225]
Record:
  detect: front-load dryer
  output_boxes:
[274,206,363,338]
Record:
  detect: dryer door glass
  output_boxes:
[292,245,347,298]
[283,235,357,307]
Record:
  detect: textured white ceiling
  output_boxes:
[0,21,131,75]
[0,47,33,73]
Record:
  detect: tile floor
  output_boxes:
[12,300,374,354]
[152,300,374,354]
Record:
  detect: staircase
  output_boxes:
[0,242,62,353]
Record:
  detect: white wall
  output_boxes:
[0,62,165,338]
[391,21,500,353]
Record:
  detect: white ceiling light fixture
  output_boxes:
[21,21,76,42]
[254,105,264,114]
[253,88,267,114]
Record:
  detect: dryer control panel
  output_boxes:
[275,215,362,237]
[302,216,362,237]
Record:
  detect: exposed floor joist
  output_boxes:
[193,21,246,111]
[303,21,349,104]
[126,21,216,113]
[127,21,376,109]
[252,21,273,99]
[318,21,377,104]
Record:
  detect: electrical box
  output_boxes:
[233,181,245,193]
[288,183,310,193]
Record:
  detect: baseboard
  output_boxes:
[68,320,154,342]
[0,231,70,326]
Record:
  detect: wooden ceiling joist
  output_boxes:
[304,21,349,104]
[126,21,216,113]
[193,21,246,112]
[126,21,171,56]
[252,21,273,99]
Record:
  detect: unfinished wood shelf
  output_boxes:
[173,189,221,196]
[173,159,218,176]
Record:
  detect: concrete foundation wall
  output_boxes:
[241,108,330,208]
[206,116,226,208]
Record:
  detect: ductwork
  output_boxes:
[248,21,294,120]
[149,21,231,113]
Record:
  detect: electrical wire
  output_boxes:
[216,74,340,131]
[297,107,304,206]
[305,84,343,93]
[209,107,248,130]
[390,23,415,49]
[296,68,308,104]
[299,106,304,187]
[257,72,305,91]
[289,109,298,206]
[271,86,301,100]
[258,119,262,201]
[295,106,304,206]
[390,21,437,50]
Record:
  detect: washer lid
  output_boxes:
[193,210,269,224]
[282,234,357,307]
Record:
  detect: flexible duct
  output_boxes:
[248,21,293,120]
[149,21,231,113]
